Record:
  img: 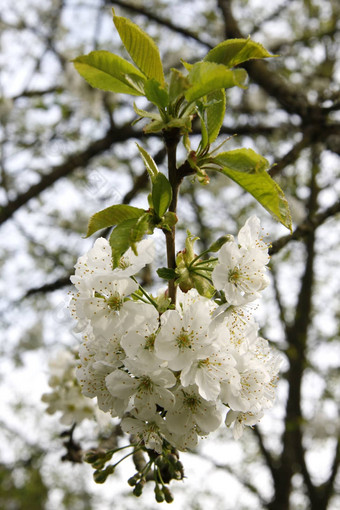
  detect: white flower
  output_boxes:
[43,385,95,426]
[212,240,269,305]
[71,238,154,290]
[120,303,161,363]
[212,216,270,306]
[47,349,76,387]
[180,343,239,401]
[176,287,217,315]
[114,238,154,277]
[154,298,216,371]
[42,349,96,425]
[71,238,112,288]
[121,411,166,453]
[73,277,138,335]
[105,359,176,414]
[220,357,270,413]
[238,216,270,265]
[225,410,264,439]
[220,338,281,415]
[76,362,126,416]
[166,386,222,440]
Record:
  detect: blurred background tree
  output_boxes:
[0,0,339,508]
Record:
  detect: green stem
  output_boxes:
[189,257,218,268]
[113,449,141,469]
[131,293,150,305]
[131,276,159,309]
[191,270,213,284]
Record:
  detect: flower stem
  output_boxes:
[131,277,159,309]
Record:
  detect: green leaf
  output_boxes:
[196,103,209,151]
[168,68,190,104]
[157,267,177,281]
[73,51,146,95]
[133,103,162,121]
[159,211,178,231]
[143,119,167,134]
[185,62,247,102]
[143,115,193,134]
[144,79,169,109]
[109,213,153,267]
[214,148,269,172]
[112,9,165,85]
[212,149,292,231]
[136,143,159,182]
[206,89,226,143]
[204,37,276,68]
[152,172,172,218]
[86,204,145,237]
[181,60,193,71]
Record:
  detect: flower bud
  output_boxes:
[163,486,174,503]
[133,481,144,497]
[93,465,114,484]
[207,235,232,252]
[154,485,165,503]
[128,474,139,487]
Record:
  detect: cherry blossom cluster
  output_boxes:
[42,349,96,426]
[69,216,281,452]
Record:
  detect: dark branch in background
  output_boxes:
[269,131,311,177]
[269,25,340,56]
[21,147,167,299]
[22,197,340,299]
[0,116,307,229]
[0,125,148,226]
[268,265,289,337]
[199,452,268,507]
[11,86,64,100]
[24,275,72,297]
[275,147,319,510]
[252,426,277,487]
[109,0,213,47]
[251,1,291,36]
[217,0,331,121]
[321,438,340,508]
[270,199,340,256]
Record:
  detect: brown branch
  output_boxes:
[11,86,63,101]
[320,437,340,508]
[0,125,147,226]
[268,264,289,337]
[270,199,340,256]
[199,452,268,507]
[21,147,166,299]
[270,124,340,177]
[268,147,320,510]
[216,0,329,122]
[252,426,277,486]
[24,275,72,297]
[269,131,311,177]
[163,128,182,304]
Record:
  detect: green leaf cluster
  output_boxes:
[72,10,275,140]
[76,9,291,271]
[85,148,177,265]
